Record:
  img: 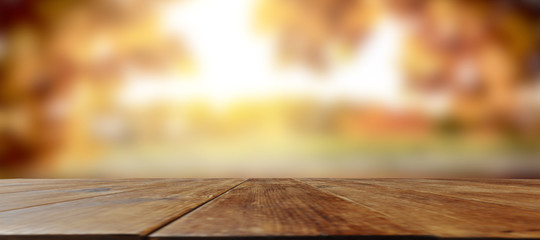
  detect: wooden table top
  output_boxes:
[0,178,539,240]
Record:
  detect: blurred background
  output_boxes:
[1,0,540,178]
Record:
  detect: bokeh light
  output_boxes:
[1,0,540,178]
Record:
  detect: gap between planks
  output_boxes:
[140,179,249,237]
[0,179,246,240]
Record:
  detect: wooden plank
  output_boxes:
[360,178,540,213]
[433,178,540,188]
[0,179,245,240]
[0,179,167,194]
[0,179,175,212]
[150,178,425,239]
[0,179,97,193]
[299,178,540,238]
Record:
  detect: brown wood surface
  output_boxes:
[0,179,165,194]
[361,178,540,212]
[0,178,539,240]
[0,179,245,240]
[0,179,172,212]
[150,178,425,239]
[298,178,540,238]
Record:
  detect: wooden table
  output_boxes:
[0,178,539,239]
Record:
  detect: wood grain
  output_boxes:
[0,179,176,212]
[150,178,423,239]
[0,179,245,240]
[435,178,540,187]
[360,178,540,212]
[299,178,540,238]
[1,178,539,240]
[0,179,166,194]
